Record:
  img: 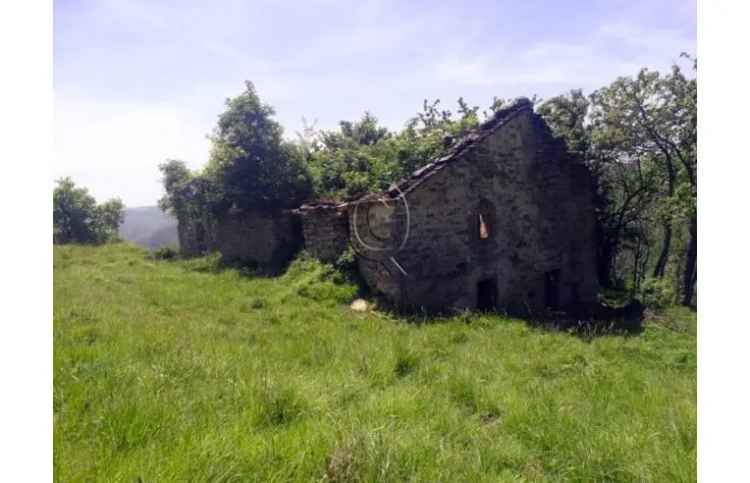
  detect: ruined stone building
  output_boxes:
[174,178,219,257]
[304,98,599,313]
[214,207,302,273]
[178,204,301,274]
[179,98,599,314]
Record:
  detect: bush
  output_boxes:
[153,246,178,260]
[640,277,676,309]
[282,253,358,306]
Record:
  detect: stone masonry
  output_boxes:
[348,98,599,314]
[215,207,302,273]
[175,97,599,314]
[296,201,350,263]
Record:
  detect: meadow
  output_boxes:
[54,243,696,482]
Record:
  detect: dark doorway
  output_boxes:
[544,269,561,309]
[477,278,498,311]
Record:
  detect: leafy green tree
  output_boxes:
[590,61,696,304]
[304,97,502,200]
[96,199,127,238]
[536,89,590,157]
[306,112,398,198]
[157,159,192,217]
[53,177,124,244]
[539,89,659,290]
[541,58,696,304]
[207,81,312,210]
[158,160,223,253]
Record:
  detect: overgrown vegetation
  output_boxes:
[53,177,125,244]
[157,55,696,307]
[54,244,695,481]
[538,55,697,306]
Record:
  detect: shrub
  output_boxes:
[153,245,178,260]
[640,277,676,309]
[282,253,358,306]
[179,252,224,273]
[334,247,358,280]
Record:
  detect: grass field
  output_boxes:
[53,243,696,482]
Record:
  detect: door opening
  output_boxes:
[544,269,561,309]
[477,278,498,311]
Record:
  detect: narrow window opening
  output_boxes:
[473,199,496,243]
[477,278,498,311]
[544,269,561,309]
[479,213,489,239]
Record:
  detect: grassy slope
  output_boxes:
[54,244,696,482]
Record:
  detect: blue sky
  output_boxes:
[54,0,696,207]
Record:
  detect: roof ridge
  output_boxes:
[377,97,533,199]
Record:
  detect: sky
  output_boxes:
[54,0,696,207]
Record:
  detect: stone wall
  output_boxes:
[177,214,218,257]
[350,102,598,314]
[297,203,350,263]
[215,208,302,273]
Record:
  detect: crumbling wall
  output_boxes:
[173,177,220,258]
[350,102,598,313]
[177,214,218,257]
[298,203,350,263]
[215,207,302,273]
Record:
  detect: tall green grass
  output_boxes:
[54,243,696,482]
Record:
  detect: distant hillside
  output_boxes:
[119,206,178,250]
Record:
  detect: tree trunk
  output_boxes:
[597,252,613,289]
[631,230,650,295]
[652,221,672,278]
[597,239,616,289]
[681,213,697,306]
[630,234,643,297]
[653,150,677,279]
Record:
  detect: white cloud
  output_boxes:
[53,0,696,206]
[430,21,695,92]
[54,98,211,207]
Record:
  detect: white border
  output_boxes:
[699,1,750,480]
[3,1,749,480]
[0,1,53,481]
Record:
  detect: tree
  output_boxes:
[303,96,518,200]
[53,177,124,244]
[536,89,591,157]
[540,59,696,303]
[305,112,397,198]
[589,61,696,304]
[668,55,697,305]
[537,89,648,289]
[207,81,312,210]
[157,159,192,217]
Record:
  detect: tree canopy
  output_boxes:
[206,81,312,211]
[53,177,125,244]
[158,58,697,305]
[538,56,697,304]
